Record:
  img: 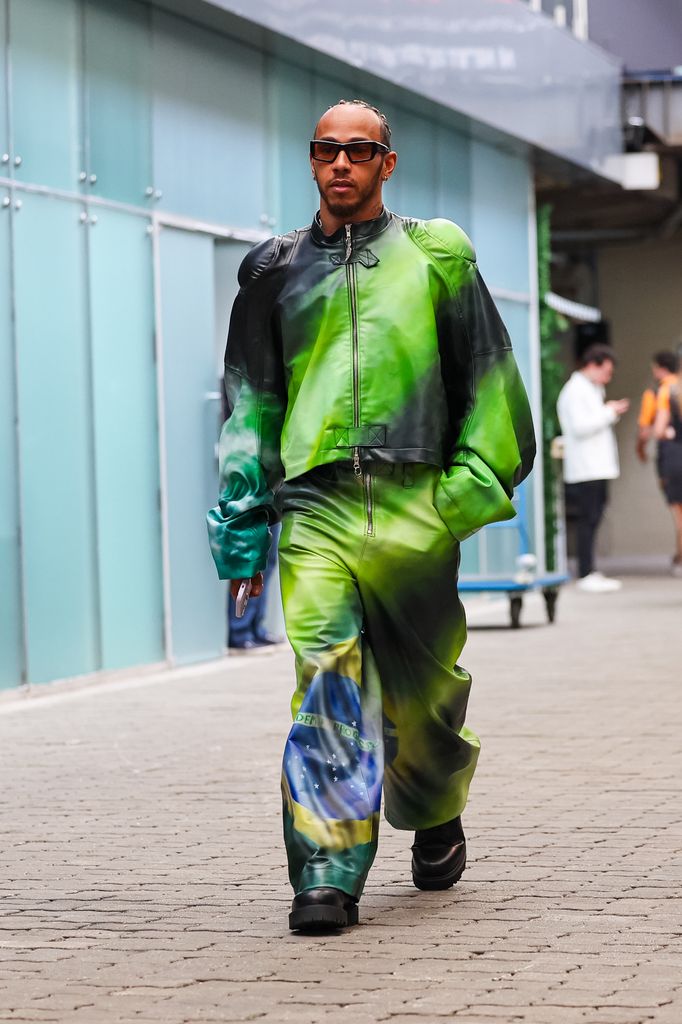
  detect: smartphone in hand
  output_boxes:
[235,579,252,618]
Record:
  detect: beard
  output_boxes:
[317,163,383,219]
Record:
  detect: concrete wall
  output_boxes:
[597,237,682,565]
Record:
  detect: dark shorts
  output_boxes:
[658,440,682,505]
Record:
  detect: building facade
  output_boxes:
[0,0,622,691]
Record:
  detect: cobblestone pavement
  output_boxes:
[1,576,681,1024]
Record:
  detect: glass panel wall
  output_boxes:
[13,193,99,683]
[0,187,23,688]
[460,142,538,578]
[459,536,480,576]
[158,227,225,664]
[497,299,537,562]
[435,125,472,236]
[268,58,316,234]
[1,0,8,169]
[88,208,163,669]
[9,0,82,191]
[470,140,531,295]
[84,0,153,206]
[152,10,267,228]
[388,106,438,221]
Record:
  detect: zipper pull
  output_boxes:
[353,447,362,479]
[345,223,352,263]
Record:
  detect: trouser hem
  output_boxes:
[295,866,369,901]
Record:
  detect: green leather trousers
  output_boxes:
[278,462,480,899]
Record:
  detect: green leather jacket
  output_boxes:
[208,208,535,579]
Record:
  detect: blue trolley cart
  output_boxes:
[457,479,569,629]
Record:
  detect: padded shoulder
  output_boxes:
[237,236,279,287]
[237,229,301,287]
[412,217,476,264]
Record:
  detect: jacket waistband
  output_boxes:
[312,461,417,486]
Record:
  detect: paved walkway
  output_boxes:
[1,577,680,1024]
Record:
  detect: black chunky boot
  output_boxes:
[288,886,359,931]
[411,816,466,891]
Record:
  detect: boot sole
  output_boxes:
[412,862,466,891]
[289,902,359,931]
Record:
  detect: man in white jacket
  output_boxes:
[557,344,629,592]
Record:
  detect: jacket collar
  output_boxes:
[310,207,392,248]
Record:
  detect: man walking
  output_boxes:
[208,99,535,931]
[557,344,629,592]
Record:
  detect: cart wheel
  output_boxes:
[510,595,523,629]
[543,588,559,624]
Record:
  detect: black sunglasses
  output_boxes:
[310,139,389,164]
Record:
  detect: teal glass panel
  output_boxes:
[0,189,23,689]
[1,0,8,165]
[10,0,82,191]
[159,227,225,664]
[89,208,163,670]
[13,193,98,683]
[516,470,537,566]
[312,72,346,119]
[459,536,480,577]
[214,239,252,370]
[84,0,152,206]
[435,124,472,235]
[470,140,531,295]
[388,107,437,221]
[152,11,266,227]
[497,300,532,405]
[268,58,316,234]
[482,518,525,577]
[495,299,537,563]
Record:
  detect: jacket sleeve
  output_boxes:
[422,220,536,542]
[206,238,287,580]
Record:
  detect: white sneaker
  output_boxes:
[576,572,622,593]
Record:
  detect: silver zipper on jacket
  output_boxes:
[345,223,374,534]
[345,223,362,481]
[364,469,374,536]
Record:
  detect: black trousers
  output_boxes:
[566,479,608,578]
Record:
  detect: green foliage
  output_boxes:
[537,205,567,571]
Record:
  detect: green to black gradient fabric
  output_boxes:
[277,463,479,898]
[207,209,535,579]
[206,206,535,898]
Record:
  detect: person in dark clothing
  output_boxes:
[652,357,682,576]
